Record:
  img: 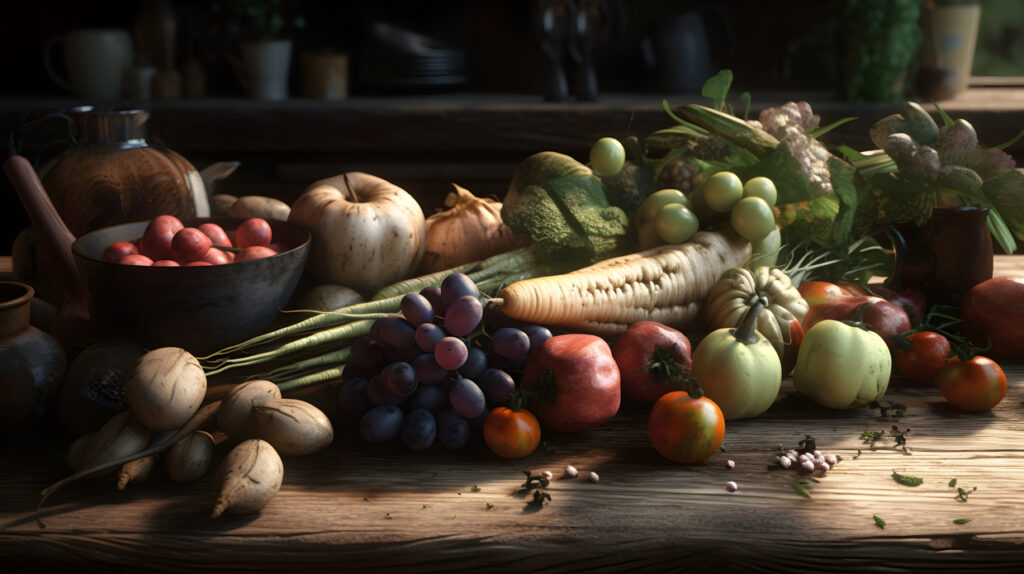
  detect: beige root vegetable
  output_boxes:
[117,454,158,490]
[212,439,284,518]
[495,230,751,335]
[217,380,282,440]
[80,411,152,472]
[297,284,365,312]
[126,347,207,432]
[417,183,522,274]
[251,399,333,456]
[66,431,98,472]
[166,430,217,483]
[228,195,292,221]
[209,194,238,216]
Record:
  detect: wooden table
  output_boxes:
[2,258,1024,573]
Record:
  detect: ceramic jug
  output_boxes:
[38,106,208,238]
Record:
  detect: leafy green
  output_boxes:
[736,141,817,204]
[891,470,923,487]
[793,477,819,499]
[740,92,751,120]
[994,128,1024,151]
[873,515,886,529]
[953,518,972,525]
[807,116,859,139]
[701,69,733,112]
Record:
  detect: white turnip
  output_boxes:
[211,439,284,518]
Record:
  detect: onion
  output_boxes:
[417,184,522,274]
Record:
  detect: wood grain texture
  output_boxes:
[2,260,1024,573]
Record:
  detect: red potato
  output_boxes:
[960,277,1024,359]
[185,261,213,266]
[198,247,232,265]
[153,259,181,267]
[235,246,278,262]
[236,218,272,249]
[198,223,232,247]
[171,227,214,263]
[119,254,154,266]
[102,241,139,263]
[139,215,184,261]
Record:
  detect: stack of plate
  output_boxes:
[356,22,469,93]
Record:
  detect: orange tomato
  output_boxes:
[937,356,1007,411]
[797,281,858,307]
[648,391,725,463]
[483,407,541,459]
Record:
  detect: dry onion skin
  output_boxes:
[216,380,282,440]
[125,347,207,432]
[417,183,522,274]
[212,439,284,518]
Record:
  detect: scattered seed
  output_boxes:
[541,470,553,482]
[726,481,738,492]
[564,465,578,478]
[727,460,736,469]
[588,471,600,483]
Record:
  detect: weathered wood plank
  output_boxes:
[1,258,1023,572]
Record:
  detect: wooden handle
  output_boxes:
[3,154,92,343]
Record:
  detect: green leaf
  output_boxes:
[740,92,752,120]
[953,518,972,525]
[792,477,818,499]
[994,128,1024,151]
[837,145,865,162]
[661,100,705,131]
[807,116,858,139]
[777,195,841,247]
[873,515,886,529]
[869,172,936,226]
[983,169,1024,244]
[736,140,817,204]
[701,69,734,112]
[932,101,955,129]
[891,470,924,487]
[828,156,859,249]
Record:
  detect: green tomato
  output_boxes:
[743,176,777,207]
[691,310,782,420]
[654,203,700,244]
[589,137,626,177]
[749,226,781,268]
[730,196,777,242]
[793,320,891,409]
[635,188,688,226]
[702,171,743,213]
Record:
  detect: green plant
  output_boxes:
[214,0,306,41]
[840,0,923,102]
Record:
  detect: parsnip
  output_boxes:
[496,230,751,335]
[117,454,158,490]
[166,430,217,484]
[251,399,333,456]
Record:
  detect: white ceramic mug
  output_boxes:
[45,29,134,100]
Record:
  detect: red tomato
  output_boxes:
[170,227,213,263]
[138,215,184,261]
[236,218,273,249]
[937,356,1007,411]
[234,246,278,262]
[102,241,139,263]
[797,281,857,307]
[611,321,692,404]
[648,390,725,464]
[184,261,213,267]
[960,277,1024,360]
[152,259,180,267]
[893,331,951,381]
[119,254,154,266]
[198,222,232,247]
[483,407,541,459]
[521,334,620,433]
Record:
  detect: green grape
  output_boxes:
[730,196,777,242]
[635,188,688,226]
[654,203,700,244]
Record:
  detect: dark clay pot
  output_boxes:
[0,281,67,436]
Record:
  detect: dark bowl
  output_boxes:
[72,217,311,356]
